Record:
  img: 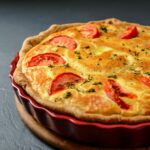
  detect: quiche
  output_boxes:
[13,18,150,124]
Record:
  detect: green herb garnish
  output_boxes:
[82,79,90,84]
[84,45,90,49]
[63,92,72,99]
[74,51,82,59]
[93,82,102,85]
[74,51,80,55]
[108,75,117,79]
[87,88,96,93]
[100,26,108,33]
[144,72,150,76]
[54,97,63,102]
[64,63,70,68]
[48,64,54,68]
[110,53,118,59]
[77,55,82,59]
[122,43,125,46]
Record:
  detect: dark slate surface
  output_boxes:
[0,0,150,149]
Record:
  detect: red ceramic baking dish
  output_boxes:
[10,53,150,148]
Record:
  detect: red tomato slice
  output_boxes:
[104,79,136,109]
[49,72,83,95]
[107,79,136,99]
[27,53,65,67]
[139,76,150,88]
[81,24,101,39]
[147,43,150,48]
[48,35,77,50]
[120,25,138,39]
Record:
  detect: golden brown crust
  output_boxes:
[13,18,150,124]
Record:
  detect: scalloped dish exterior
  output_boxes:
[13,18,150,124]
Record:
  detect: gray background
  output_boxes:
[0,0,150,149]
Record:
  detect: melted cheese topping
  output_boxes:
[22,21,150,117]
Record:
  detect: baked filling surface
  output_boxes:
[14,18,150,123]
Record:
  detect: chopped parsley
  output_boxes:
[93,82,102,85]
[122,43,125,46]
[82,79,90,84]
[100,26,108,33]
[87,88,96,93]
[64,63,70,68]
[63,92,72,99]
[48,64,54,68]
[54,97,63,102]
[129,67,141,74]
[110,53,118,59]
[77,55,82,59]
[74,51,82,59]
[83,45,90,49]
[74,51,80,55]
[144,72,150,76]
[108,75,117,79]
[87,75,93,81]
[82,75,93,85]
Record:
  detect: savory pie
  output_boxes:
[13,18,150,124]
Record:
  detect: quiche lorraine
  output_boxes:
[13,18,150,124]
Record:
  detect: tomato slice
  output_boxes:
[104,79,136,109]
[81,24,101,39]
[48,35,77,50]
[27,53,65,67]
[139,76,150,88]
[120,25,138,39]
[49,72,83,95]
[147,43,150,48]
[107,79,136,98]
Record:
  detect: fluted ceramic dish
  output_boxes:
[10,53,150,148]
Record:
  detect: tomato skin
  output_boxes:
[147,43,150,48]
[104,79,129,109]
[48,35,77,50]
[120,25,138,39]
[139,76,150,88]
[104,79,136,109]
[49,72,83,95]
[27,53,65,67]
[107,79,136,98]
[81,24,101,39]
